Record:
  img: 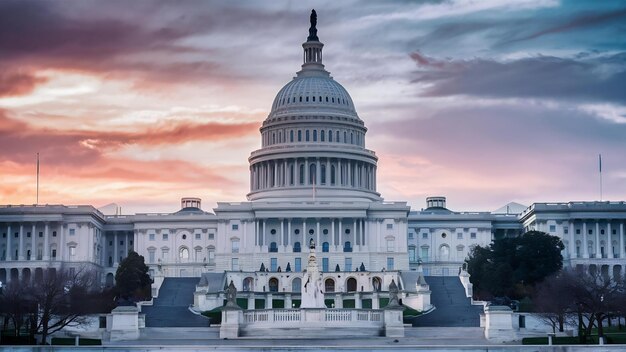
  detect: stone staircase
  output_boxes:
[412,276,482,327]
[142,278,210,327]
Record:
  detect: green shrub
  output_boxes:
[362,299,372,309]
[292,299,301,308]
[272,299,285,308]
[254,299,265,309]
[379,298,389,308]
[324,299,335,308]
[343,299,356,308]
[201,307,222,324]
[236,298,248,309]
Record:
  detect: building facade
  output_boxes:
[1,17,625,290]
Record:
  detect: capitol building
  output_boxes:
[1,15,625,300]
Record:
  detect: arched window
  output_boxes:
[336,131,340,142]
[298,130,302,141]
[329,130,333,142]
[312,96,315,102]
[272,133,276,144]
[179,247,189,260]
[290,164,295,185]
[343,241,352,252]
[321,164,326,184]
[321,130,325,141]
[325,278,335,292]
[299,96,302,102]
[350,132,354,144]
[290,130,294,142]
[309,163,316,184]
[313,130,317,141]
[299,164,305,185]
[292,278,301,292]
[344,131,347,143]
[269,242,278,252]
[439,244,450,261]
[322,242,329,252]
[330,165,336,185]
[243,277,254,292]
[269,278,279,292]
[293,242,301,252]
[372,277,382,292]
[346,278,357,292]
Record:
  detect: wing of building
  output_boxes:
[1,17,625,293]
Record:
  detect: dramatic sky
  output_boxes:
[1,0,625,214]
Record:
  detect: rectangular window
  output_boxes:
[387,257,394,270]
[195,233,201,240]
[231,258,239,271]
[148,251,155,264]
[613,229,617,235]
[231,240,240,253]
[600,229,605,235]
[208,248,215,262]
[38,232,43,237]
[345,257,352,272]
[386,239,394,252]
[564,227,568,234]
[457,233,463,239]
[408,232,414,239]
[120,240,124,245]
[420,247,428,261]
[271,258,278,271]
[232,224,239,231]
[162,249,169,260]
[322,258,329,272]
[52,249,57,259]
[209,233,215,240]
[69,246,76,256]
[52,231,57,237]
[149,234,155,241]
[386,223,393,230]
[409,247,416,262]
[576,229,581,235]
[549,225,556,232]
[295,258,302,272]
[163,234,168,240]
[27,232,31,238]
[470,232,477,239]
[422,233,428,239]
[305,130,310,141]
[109,241,113,246]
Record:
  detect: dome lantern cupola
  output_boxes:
[299,9,327,77]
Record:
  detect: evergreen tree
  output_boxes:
[115,250,152,302]
[285,262,292,272]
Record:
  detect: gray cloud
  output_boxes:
[410,51,626,104]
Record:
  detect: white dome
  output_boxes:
[269,76,358,119]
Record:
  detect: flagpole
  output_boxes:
[599,154,602,201]
[36,152,40,205]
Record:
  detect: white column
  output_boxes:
[305,158,309,185]
[364,219,368,247]
[608,222,614,258]
[287,219,292,247]
[273,162,278,187]
[569,222,575,259]
[353,219,357,248]
[125,232,129,257]
[242,220,247,252]
[619,222,626,259]
[18,224,24,260]
[361,219,365,246]
[338,160,342,186]
[43,223,50,260]
[262,219,266,248]
[302,219,306,248]
[114,232,119,265]
[583,223,589,258]
[87,226,94,262]
[316,159,321,185]
[316,219,320,246]
[60,225,65,261]
[595,222,601,258]
[279,219,284,248]
[326,159,330,185]
[338,219,343,250]
[331,219,335,247]
[348,161,352,187]
[31,224,36,261]
[295,159,300,185]
[6,225,11,261]
[255,220,259,246]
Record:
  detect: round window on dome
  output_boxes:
[309,229,314,235]
[442,233,447,239]
[295,229,300,235]
[323,229,328,235]
[270,229,276,235]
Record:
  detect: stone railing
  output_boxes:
[242,308,383,327]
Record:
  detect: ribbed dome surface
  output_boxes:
[269,76,357,118]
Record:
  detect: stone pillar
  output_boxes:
[316,219,320,247]
[262,219,266,248]
[255,220,259,247]
[355,293,362,309]
[108,306,140,341]
[569,222,575,259]
[31,224,36,261]
[43,223,50,260]
[302,219,306,248]
[384,307,404,337]
[266,294,273,309]
[274,162,278,187]
[219,309,242,339]
[247,294,255,311]
[619,222,626,259]
[338,159,342,186]
[59,225,65,261]
[287,219,292,247]
[326,159,330,185]
[285,294,293,309]
[608,222,614,258]
[242,220,247,253]
[295,159,300,185]
[334,294,342,308]
[114,232,119,266]
[316,158,321,185]
[595,222,601,258]
[279,219,284,249]
[18,224,24,260]
[331,219,335,247]
[583,222,589,258]
[304,157,309,185]
[6,224,11,261]
[483,306,516,343]
[125,232,129,258]
[338,219,343,251]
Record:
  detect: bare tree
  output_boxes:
[30,266,98,345]
[0,281,36,337]
[533,271,575,333]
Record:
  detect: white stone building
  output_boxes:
[1,18,625,293]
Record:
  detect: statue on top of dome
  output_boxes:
[307,9,319,42]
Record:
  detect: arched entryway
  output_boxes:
[10,268,19,282]
[346,277,357,292]
[372,277,382,292]
[105,273,114,287]
[269,277,279,292]
[325,278,335,292]
[0,268,6,284]
[34,267,44,284]
[243,277,254,292]
[292,278,301,292]
[21,268,31,284]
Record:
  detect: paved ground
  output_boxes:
[142,278,210,327]
[412,276,483,327]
